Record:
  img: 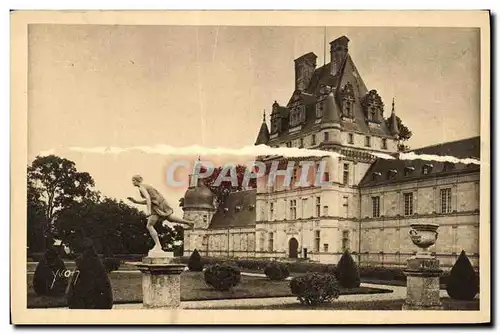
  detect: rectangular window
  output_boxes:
[404,192,414,216]
[314,230,320,252]
[316,197,321,217]
[323,244,329,252]
[268,232,274,252]
[286,141,292,148]
[259,232,265,252]
[323,205,329,216]
[312,134,316,145]
[342,230,350,251]
[365,136,371,147]
[269,202,274,220]
[290,200,297,220]
[440,188,452,213]
[382,138,387,149]
[348,133,354,144]
[372,196,380,218]
[343,163,349,185]
[324,132,329,141]
[299,138,304,148]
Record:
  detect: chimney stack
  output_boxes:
[330,36,349,76]
[294,52,318,91]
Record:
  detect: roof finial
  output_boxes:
[392,97,395,114]
[263,109,266,122]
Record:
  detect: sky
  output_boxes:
[27,25,481,215]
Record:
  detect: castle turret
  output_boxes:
[389,98,400,137]
[254,110,270,145]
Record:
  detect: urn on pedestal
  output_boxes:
[403,222,443,310]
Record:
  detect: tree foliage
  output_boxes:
[27,155,97,226]
[386,115,413,142]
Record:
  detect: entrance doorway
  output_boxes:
[288,237,298,258]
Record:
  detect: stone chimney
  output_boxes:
[294,52,317,91]
[330,36,349,76]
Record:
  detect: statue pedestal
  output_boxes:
[402,256,443,310]
[136,252,185,309]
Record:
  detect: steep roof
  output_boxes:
[359,136,481,187]
[209,189,256,229]
[255,120,270,145]
[269,36,397,145]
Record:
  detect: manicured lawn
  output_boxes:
[27,271,392,308]
[194,298,480,311]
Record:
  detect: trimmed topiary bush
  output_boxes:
[33,247,68,297]
[335,250,361,288]
[204,263,241,291]
[446,250,479,301]
[188,249,204,272]
[67,238,113,309]
[264,261,290,281]
[289,272,340,306]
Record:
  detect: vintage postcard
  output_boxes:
[11,10,490,325]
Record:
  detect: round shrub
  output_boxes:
[335,250,360,288]
[67,238,113,309]
[204,263,241,291]
[33,247,68,297]
[188,249,204,272]
[264,262,290,281]
[446,250,479,301]
[289,272,340,306]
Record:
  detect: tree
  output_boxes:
[386,115,413,151]
[27,181,48,253]
[27,155,96,228]
[198,164,257,209]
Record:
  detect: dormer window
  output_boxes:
[404,166,415,176]
[443,162,454,172]
[312,134,316,145]
[382,138,387,149]
[362,90,383,123]
[372,172,381,181]
[324,132,329,142]
[422,164,433,175]
[387,169,398,180]
[340,82,355,118]
[348,133,354,144]
[316,101,324,118]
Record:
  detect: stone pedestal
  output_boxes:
[136,252,185,309]
[402,256,443,310]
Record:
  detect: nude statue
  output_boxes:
[127,175,194,254]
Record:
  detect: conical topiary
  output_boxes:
[33,246,68,296]
[335,250,361,288]
[446,250,479,301]
[67,238,113,309]
[188,249,204,272]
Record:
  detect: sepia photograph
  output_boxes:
[10,10,491,324]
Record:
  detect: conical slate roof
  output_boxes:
[254,111,270,145]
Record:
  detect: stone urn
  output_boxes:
[408,222,439,258]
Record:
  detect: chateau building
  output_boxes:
[182,36,480,268]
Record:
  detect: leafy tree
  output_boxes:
[197,164,257,209]
[386,115,413,151]
[27,181,49,253]
[27,155,97,228]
